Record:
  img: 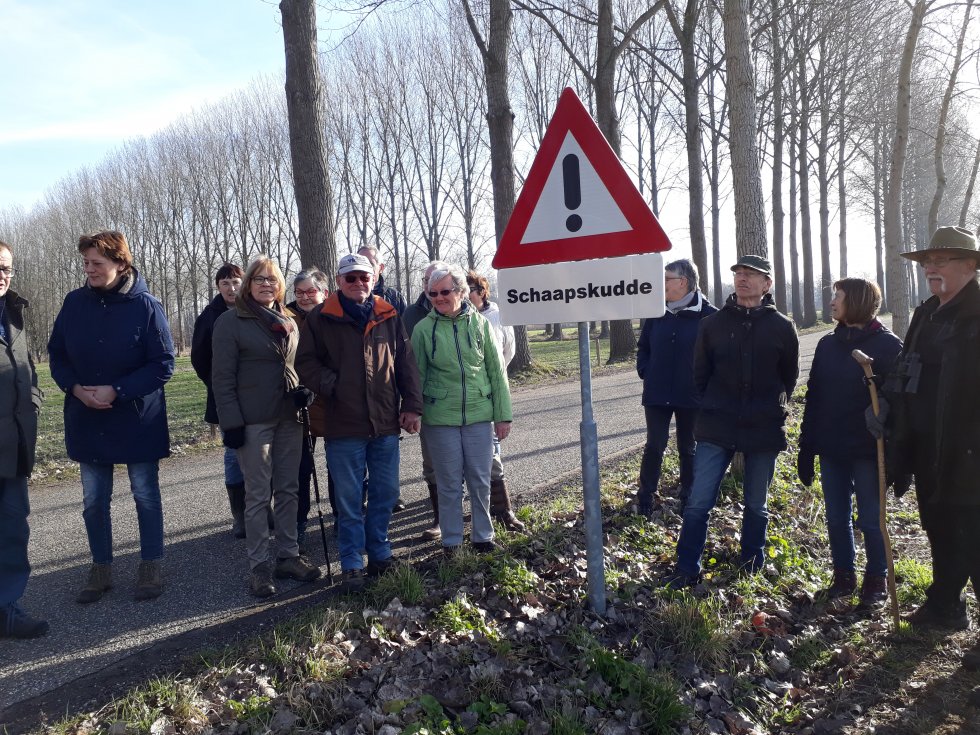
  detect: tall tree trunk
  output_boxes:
[837,89,847,280]
[770,0,786,312]
[928,0,973,236]
[463,0,533,372]
[280,0,335,274]
[874,124,886,305]
[789,109,802,324]
[723,0,767,258]
[817,40,833,323]
[595,0,636,362]
[960,137,980,228]
[885,0,928,337]
[798,54,817,327]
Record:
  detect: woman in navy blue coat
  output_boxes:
[635,259,716,516]
[48,231,175,604]
[798,278,902,607]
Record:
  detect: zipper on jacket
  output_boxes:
[453,320,466,425]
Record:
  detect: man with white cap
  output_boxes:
[296,253,423,593]
[880,226,980,637]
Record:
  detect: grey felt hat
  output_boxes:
[901,226,980,264]
[730,254,772,275]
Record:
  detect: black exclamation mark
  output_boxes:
[563,154,583,232]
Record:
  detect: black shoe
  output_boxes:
[249,562,276,598]
[963,648,980,671]
[341,569,365,594]
[857,575,888,609]
[0,604,49,639]
[366,557,399,578]
[472,540,499,554]
[662,569,698,590]
[275,555,321,582]
[819,569,858,601]
[443,545,461,559]
[907,602,970,631]
[393,497,407,512]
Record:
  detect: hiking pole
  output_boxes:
[301,406,333,585]
[851,349,900,628]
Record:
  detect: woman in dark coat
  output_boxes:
[635,259,716,516]
[48,231,175,604]
[190,262,247,537]
[286,267,331,545]
[799,278,902,607]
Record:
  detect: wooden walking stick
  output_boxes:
[851,349,901,628]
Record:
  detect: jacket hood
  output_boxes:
[425,299,474,323]
[412,291,431,311]
[723,291,778,317]
[2,288,28,308]
[479,301,500,318]
[831,318,890,346]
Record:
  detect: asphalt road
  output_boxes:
[0,326,827,719]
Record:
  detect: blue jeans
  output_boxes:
[80,461,164,564]
[326,434,399,571]
[0,476,30,605]
[223,445,244,486]
[675,442,778,576]
[820,456,886,577]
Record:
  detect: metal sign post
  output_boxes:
[578,322,606,615]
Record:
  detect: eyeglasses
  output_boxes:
[920,256,966,268]
[664,276,684,281]
[344,274,371,284]
[428,288,456,298]
[468,285,483,293]
[295,287,320,297]
[0,267,14,278]
[252,275,277,285]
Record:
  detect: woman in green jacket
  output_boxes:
[412,263,513,556]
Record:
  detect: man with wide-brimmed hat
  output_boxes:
[663,254,799,589]
[881,225,980,637]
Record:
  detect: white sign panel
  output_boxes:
[497,253,665,326]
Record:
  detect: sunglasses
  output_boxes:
[343,274,371,284]
[428,288,456,298]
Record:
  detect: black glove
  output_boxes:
[223,426,246,449]
[865,395,890,439]
[291,386,315,409]
[797,448,815,487]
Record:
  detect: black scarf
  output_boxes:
[244,295,295,344]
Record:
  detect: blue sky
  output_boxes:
[0,0,294,209]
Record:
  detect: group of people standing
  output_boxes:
[641,227,980,641]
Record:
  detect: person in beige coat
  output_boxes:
[212,255,321,597]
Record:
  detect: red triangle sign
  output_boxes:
[493,88,671,269]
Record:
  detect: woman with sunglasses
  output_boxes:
[212,255,321,597]
[412,263,513,556]
[286,268,332,547]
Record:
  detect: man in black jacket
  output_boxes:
[665,255,799,588]
[883,226,980,634]
[0,240,48,638]
[190,263,249,537]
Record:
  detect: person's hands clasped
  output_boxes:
[399,411,421,434]
[73,384,115,409]
[223,427,246,449]
[495,421,512,441]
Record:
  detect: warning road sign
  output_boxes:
[492,87,671,269]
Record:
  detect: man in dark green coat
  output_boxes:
[0,240,47,638]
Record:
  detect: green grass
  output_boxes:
[895,557,932,606]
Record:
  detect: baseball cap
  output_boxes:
[337,254,374,276]
[730,254,772,276]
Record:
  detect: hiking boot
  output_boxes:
[340,569,365,594]
[366,557,399,578]
[134,560,163,601]
[819,569,858,600]
[858,575,888,608]
[226,483,246,539]
[76,563,112,604]
[275,555,321,582]
[420,482,441,540]
[963,646,980,672]
[662,569,698,591]
[490,479,526,532]
[907,602,970,631]
[249,561,276,598]
[443,545,461,559]
[472,540,500,554]
[0,604,49,639]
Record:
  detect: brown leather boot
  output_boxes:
[421,482,441,540]
[490,479,525,532]
[858,574,888,608]
[819,569,857,600]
